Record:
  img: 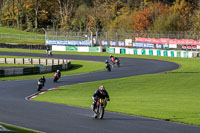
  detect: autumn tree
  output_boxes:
[170,0,193,31]
[132,2,170,31]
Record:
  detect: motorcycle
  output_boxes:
[47,50,52,56]
[37,81,44,91]
[115,58,120,67]
[53,73,60,82]
[110,57,120,67]
[93,98,107,119]
[105,63,111,71]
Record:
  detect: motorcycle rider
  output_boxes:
[92,85,110,111]
[109,54,115,63]
[105,60,111,71]
[105,60,111,66]
[39,75,46,86]
[46,47,52,56]
[110,54,120,65]
[56,70,61,78]
[37,75,46,91]
[53,70,61,82]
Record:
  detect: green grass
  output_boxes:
[0,123,39,133]
[0,26,45,45]
[32,53,200,126]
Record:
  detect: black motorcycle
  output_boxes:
[105,63,112,71]
[47,50,52,56]
[114,58,120,67]
[37,81,44,91]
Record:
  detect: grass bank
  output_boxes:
[0,122,39,133]
[33,55,200,126]
[0,27,45,45]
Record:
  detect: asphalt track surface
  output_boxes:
[0,51,200,133]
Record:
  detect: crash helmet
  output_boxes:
[57,70,60,73]
[105,60,108,63]
[99,85,105,93]
[110,54,112,58]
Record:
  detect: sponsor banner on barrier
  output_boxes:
[118,41,125,46]
[125,39,133,46]
[46,40,57,45]
[135,37,144,42]
[89,47,100,52]
[192,46,197,50]
[169,44,177,48]
[101,40,108,46]
[135,37,200,45]
[187,46,192,49]
[163,44,169,49]
[66,46,78,51]
[143,43,154,48]
[183,45,197,50]
[168,39,178,44]
[110,41,117,46]
[156,44,162,49]
[46,40,91,46]
[106,47,115,53]
[182,46,187,49]
[133,42,143,48]
[133,42,154,48]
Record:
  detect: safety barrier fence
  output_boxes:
[51,45,199,58]
[0,58,71,77]
[0,58,68,65]
[106,47,198,58]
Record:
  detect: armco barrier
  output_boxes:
[51,45,199,58]
[0,70,4,77]
[4,69,14,76]
[52,65,63,72]
[14,68,23,75]
[0,61,71,77]
[23,67,34,75]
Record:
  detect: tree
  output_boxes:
[132,2,170,31]
[170,0,193,30]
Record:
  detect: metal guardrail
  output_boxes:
[0,58,69,65]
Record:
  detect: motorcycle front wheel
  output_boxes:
[98,107,104,119]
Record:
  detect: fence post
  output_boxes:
[23,58,24,64]
[39,58,41,64]
[5,58,6,64]
[14,58,16,64]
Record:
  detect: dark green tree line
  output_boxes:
[0,0,199,32]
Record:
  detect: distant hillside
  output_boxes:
[0,26,45,45]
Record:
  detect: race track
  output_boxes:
[0,51,200,133]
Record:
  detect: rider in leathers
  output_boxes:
[92,85,110,111]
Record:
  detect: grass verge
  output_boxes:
[0,26,45,45]
[0,122,39,133]
[32,54,200,126]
